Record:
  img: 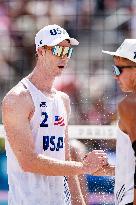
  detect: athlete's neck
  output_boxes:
[27,70,55,94]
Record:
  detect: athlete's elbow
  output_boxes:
[21,163,29,172]
[19,159,33,172]
[19,155,38,173]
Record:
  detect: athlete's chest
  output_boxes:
[39,99,67,128]
[30,96,67,154]
[29,93,67,127]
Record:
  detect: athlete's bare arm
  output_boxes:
[65,125,86,205]
[2,85,107,177]
[70,144,89,204]
[62,93,86,205]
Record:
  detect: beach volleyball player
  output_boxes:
[102,39,136,205]
[2,24,108,205]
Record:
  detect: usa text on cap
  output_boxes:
[35,24,79,51]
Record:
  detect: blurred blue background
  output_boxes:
[0,139,8,205]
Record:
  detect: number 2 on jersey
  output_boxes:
[40,112,48,127]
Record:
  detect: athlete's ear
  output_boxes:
[37,47,45,57]
[113,56,123,65]
[113,56,121,61]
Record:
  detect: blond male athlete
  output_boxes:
[102,39,136,205]
[2,24,108,205]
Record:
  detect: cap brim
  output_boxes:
[102,50,117,56]
[69,38,79,46]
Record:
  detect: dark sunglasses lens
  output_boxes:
[112,65,121,76]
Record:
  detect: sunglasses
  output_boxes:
[46,45,73,59]
[112,65,136,76]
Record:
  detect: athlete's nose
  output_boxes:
[61,54,68,60]
[113,75,119,80]
[60,56,69,64]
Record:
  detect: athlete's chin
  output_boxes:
[120,86,132,92]
[54,70,63,77]
[56,73,62,77]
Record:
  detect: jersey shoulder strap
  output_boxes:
[20,78,40,108]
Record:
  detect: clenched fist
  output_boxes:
[83,150,109,174]
[93,164,115,176]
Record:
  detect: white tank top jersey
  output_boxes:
[5,78,71,205]
[115,126,135,205]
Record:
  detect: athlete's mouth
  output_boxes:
[58,66,64,69]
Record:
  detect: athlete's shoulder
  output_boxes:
[2,82,33,113]
[56,90,71,115]
[57,90,70,100]
[118,93,136,141]
[56,90,70,105]
[118,93,136,129]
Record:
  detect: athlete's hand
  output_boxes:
[92,164,115,176]
[83,150,108,174]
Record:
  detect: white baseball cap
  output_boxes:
[102,39,136,63]
[35,24,79,50]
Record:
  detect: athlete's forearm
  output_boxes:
[22,153,87,176]
[78,174,89,204]
[67,176,86,205]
